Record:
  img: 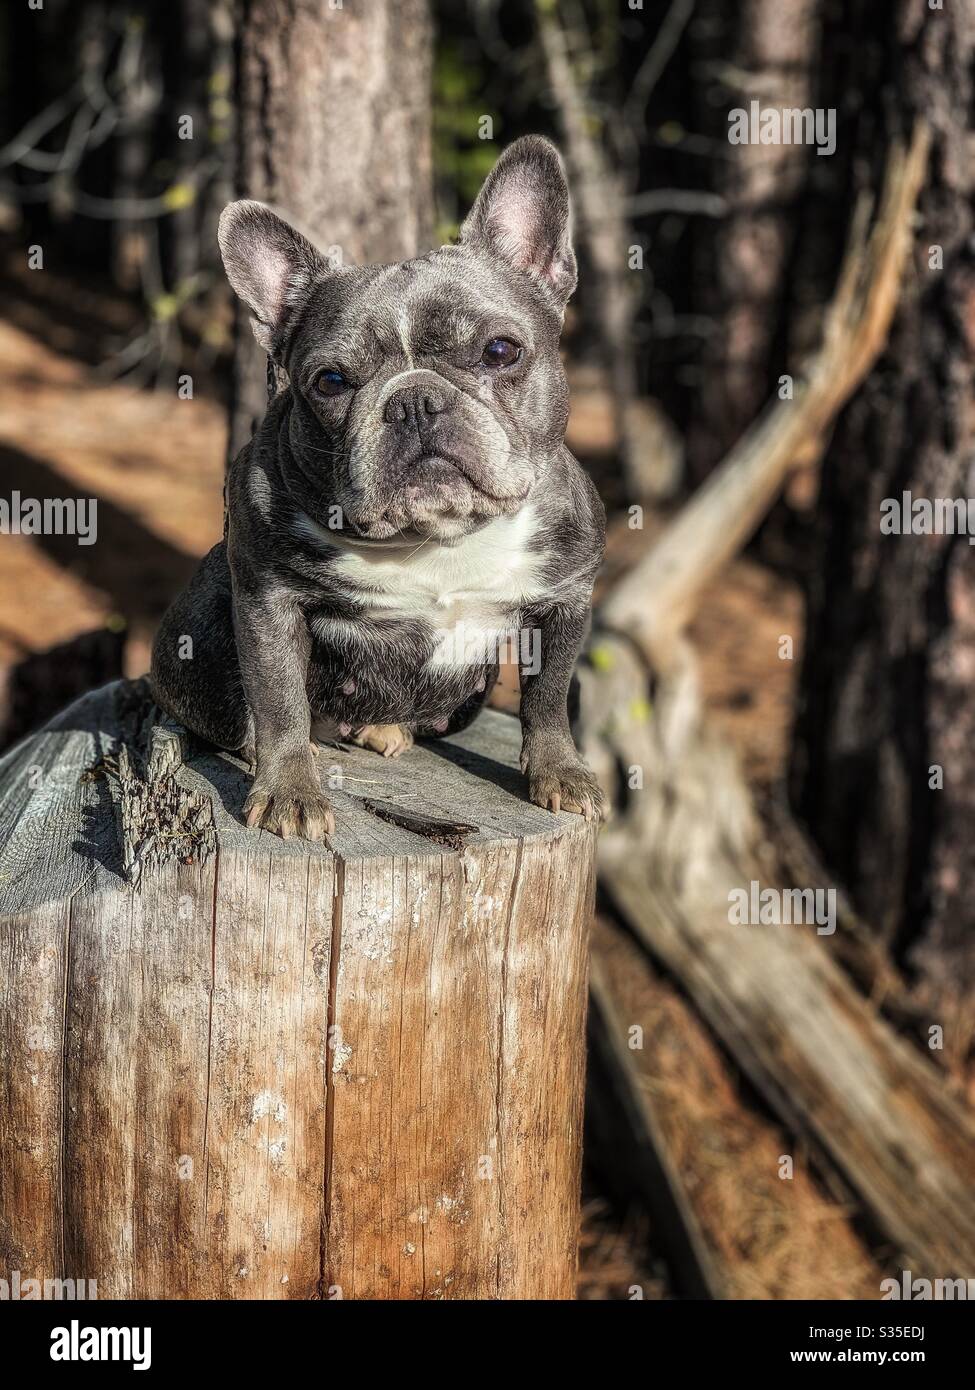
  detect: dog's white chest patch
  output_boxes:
[322,507,548,668]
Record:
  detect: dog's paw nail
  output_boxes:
[527,759,604,822]
[243,777,333,843]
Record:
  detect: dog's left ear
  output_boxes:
[458,135,577,310]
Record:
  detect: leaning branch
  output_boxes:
[601,121,930,663]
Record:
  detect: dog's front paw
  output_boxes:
[244,764,335,841]
[351,723,414,759]
[522,744,605,822]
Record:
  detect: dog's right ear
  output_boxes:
[218,200,327,351]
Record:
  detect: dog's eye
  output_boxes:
[315,369,349,396]
[481,338,521,368]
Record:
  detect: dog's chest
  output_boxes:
[328,508,547,667]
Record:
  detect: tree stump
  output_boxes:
[0,680,595,1300]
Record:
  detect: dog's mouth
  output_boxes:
[337,521,427,545]
[344,452,531,541]
[401,451,532,507]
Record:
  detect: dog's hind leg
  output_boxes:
[150,541,253,754]
[351,724,415,758]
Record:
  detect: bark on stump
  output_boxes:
[0,681,595,1300]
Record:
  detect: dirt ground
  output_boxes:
[0,272,875,1300]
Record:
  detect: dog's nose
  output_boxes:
[383,382,451,425]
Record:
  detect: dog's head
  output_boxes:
[219,136,576,542]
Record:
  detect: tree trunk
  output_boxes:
[791,0,975,1044]
[227,0,434,459]
[686,0,820,485]
[0,682,594,1299]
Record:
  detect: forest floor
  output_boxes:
[0,262,878,1300]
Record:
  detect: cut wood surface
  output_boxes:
[0,680,596,1299]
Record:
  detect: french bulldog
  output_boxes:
[150,135,605,841]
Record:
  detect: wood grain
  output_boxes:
[0,681,595,1299]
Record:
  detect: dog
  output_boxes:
[150,135,605,841]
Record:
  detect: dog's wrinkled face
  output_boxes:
[219,136,577,541]
[285,252,563,541]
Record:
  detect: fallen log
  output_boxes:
[586,951,722,1300]
[589,913,882,1299]
[0,680,596,1300]
[581,637,975,1275]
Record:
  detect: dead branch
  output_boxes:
[601,121,930,668]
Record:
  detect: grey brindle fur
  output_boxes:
[151,136,605,840]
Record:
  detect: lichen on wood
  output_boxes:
[83,680,217,884]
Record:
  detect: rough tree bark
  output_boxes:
[686,0,821,485]
[791,0,975,1050]
[228,0,434,458]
